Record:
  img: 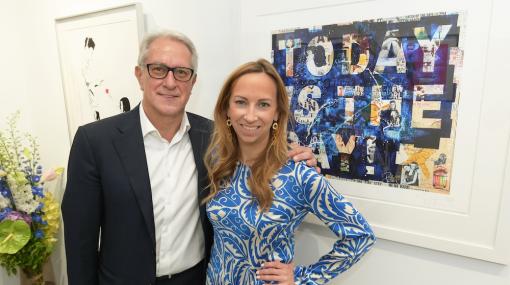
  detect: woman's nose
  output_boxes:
[244,106,258,121]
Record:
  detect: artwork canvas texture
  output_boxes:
[272,12,464,193]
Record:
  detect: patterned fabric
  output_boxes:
[206,160,375,284]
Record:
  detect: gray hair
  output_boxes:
[137,30,198,73]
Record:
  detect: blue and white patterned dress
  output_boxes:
[206,160,376,284]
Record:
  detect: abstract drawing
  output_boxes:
[56,4,143,140]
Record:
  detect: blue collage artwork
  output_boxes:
[272,13,463,193]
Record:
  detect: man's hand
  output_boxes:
[257,260,295,285]
[288,142,320,173]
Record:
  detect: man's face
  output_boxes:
[135,37,196,121]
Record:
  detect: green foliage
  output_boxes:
[0,235,52,276]
[0,220,31,254]
[0,112,26,173]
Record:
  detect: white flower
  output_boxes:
[0,195,11,209]
[7,176,39,214]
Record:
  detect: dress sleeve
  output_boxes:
[293,162,376,284]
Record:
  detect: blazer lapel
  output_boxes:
[112,106,156,248]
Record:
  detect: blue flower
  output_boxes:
[32,176,41,183]
[0,181,9,193]
[31,186,44,197]
[31,214,43,223]
[35,202,44,211]
[0,208,13,221]
[34,229,44,239]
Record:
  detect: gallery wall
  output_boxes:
[1,0,509,284]
[0,1,34,136]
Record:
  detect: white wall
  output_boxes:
[1,0,509,284]
[0,0,33,130]
[295,223,510,284]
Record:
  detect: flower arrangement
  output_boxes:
[0,112,61,284]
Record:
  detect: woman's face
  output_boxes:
[227,72,279,151]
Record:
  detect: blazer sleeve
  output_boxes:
[62,126,102,285]
[293,162,376,284]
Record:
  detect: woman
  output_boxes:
[204,59,375,284]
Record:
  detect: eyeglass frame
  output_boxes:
[145,63,195,82]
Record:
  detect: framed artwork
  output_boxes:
[273,12,461,197]
[251,2,509,264]
[56,3,144,141]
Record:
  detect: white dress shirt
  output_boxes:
[139,104,205,276]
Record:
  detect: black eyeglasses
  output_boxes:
[146,63,195,82]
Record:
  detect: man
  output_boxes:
[62,30,316,285]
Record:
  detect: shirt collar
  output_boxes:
[139,103,191,140]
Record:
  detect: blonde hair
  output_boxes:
[203,59,289,211]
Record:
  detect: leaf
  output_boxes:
[0,220,31,254]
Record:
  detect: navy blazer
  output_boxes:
[62,106,213,285]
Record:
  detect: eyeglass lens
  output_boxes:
[147,64,193,81]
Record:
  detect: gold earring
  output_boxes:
[270,121,278,146]
[226,118,233,140]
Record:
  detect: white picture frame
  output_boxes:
[55,3,144,141]
[238,0,510,264]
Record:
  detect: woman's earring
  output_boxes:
[226,118,233,140]
[271,121,279,146]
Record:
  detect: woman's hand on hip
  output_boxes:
[257,260,295,285]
